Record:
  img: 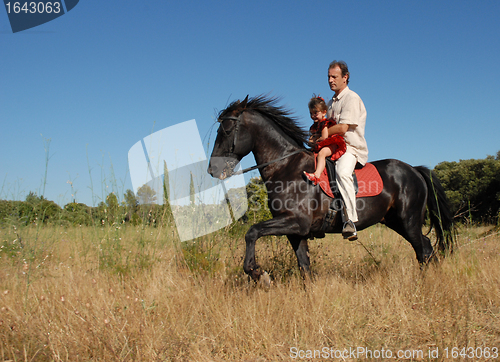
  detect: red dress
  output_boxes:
[310,118,346,161]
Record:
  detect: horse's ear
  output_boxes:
[241,95,249,108]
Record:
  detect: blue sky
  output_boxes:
[1,0,499,207]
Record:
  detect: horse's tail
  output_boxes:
[414,166,454,253]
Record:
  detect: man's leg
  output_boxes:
[335,152,358,240]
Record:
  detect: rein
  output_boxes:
[233,148,307,175]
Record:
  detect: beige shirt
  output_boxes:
[326,86,368,165]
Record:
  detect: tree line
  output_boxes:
[1,152,499,227]
[0,185,170,227]
[433,151,500,224]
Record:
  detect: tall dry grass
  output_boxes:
[0,222,499,361]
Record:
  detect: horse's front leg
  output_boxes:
[243,215,307,281]
[287,235,311,277]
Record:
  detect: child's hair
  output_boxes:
[308,94,327,113]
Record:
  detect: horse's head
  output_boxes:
[208,96,254,180]
[208,95,309,180]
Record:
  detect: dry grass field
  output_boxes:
[0,221,499,361]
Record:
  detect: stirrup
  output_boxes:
[342,220,358,241]
[303,171,319,186]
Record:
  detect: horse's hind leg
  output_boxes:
[287,235,311,277]
[384,209,434,264]
[408,227,434,264]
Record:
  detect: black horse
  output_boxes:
[208,95,453,281]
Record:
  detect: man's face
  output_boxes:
[328,66,348,95]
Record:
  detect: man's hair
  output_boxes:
[328,60,350,84]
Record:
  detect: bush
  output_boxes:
[434,155,500,224]
[244,177,272,223]
[61,202,93,226]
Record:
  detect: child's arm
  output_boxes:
[316,126,329,143]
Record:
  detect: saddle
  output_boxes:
[317,159,383,199]
[319,158,383,232]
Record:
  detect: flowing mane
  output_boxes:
[218,95,309,148]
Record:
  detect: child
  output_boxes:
[303,96,346,185]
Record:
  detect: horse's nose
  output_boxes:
[207,162,218,177]
[207,157,226,179]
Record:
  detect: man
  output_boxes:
[326,61,368,241]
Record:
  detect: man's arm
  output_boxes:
[327,123,349,136]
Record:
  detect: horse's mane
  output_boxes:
[218,95,309,148]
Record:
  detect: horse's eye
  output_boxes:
[219,118,235,133]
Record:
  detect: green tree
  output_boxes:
[137,184,157,205]
[244,177,272,223]
[434,155,500,224]
[105,192,121,223]
[25,191,39,205]
[189,172,195,206]
[225,186,248,220]
[106,192,119,210]
[162,162,173,223]
[123,189,139,222]
[18,192,62,225]
[124,189,138,212]
[124,189,142,225]
[62,202,92,225]
[0,200,21,225]
[94,201,108,225]
[163,161,170,203]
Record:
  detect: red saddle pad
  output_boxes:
[317,162,383,199]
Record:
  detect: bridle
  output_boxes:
[217,115,241,155]
[216,114,308,176]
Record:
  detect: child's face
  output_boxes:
[310,109,327,123]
